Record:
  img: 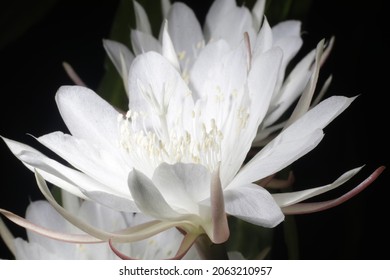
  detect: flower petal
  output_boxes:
[128,169,182,220]
[204,0,255,47]
[224,184,284,227]
[131,29,162,56]
[251,0,266,31]
[103,39,134,93]
[167,2,203,70]
[273,166,363,207]
[231,95,355,187]
[38,132,129,196]
[152,162,210,206]
[127,51,194,129]
[161,20,181,71]
[282,166,385,214]
[55,86,121,156]
[133,0,152,34]
[221,47,283,185]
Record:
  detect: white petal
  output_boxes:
[251,0,266,31]
[221,47,283,185]
[55,86,121,156]
[128,51,193,128]
[2,136,138,212]
[189,39,230,100]
[284,39,325,127]
[205,0,255,47]
[152,163,210,207]
[161,0,171,19]
[253,17,273,56]
[133,0,152,34]
[273,166,363,207]
[272,20,302,41]
[161,20,181,71]
[38,132,129,195]
[271,20,303,93]
[131,29,161,56]
[128,169,182,220]
[230,96,355,187]
[1,136,85,199]
[167,2,203,70]
[23,201,77,258]
[224,184,284,227]
[103,39,134,93]
[264,49,315,127]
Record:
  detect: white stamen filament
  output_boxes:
[118,111,223,176]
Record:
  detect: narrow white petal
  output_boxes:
[103,39,134,93]
[38,132,129,195]
[253,17,273,56]
[133,0,152,34]
[264,49,315,127]
[161,0,171,19]
[224,184,284,227]
[251,0,266,31]
[231,95,355,187]
[161,20,181,71]
[284,39,325,127]
[273,167,363,207]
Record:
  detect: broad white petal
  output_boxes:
[205,0,255,47]
[224,184,284,227]
[153,163,210,207]
[168,2,203,71]
[55,86,121,156]
[128,51,193,129]
[273,166,363,207]
[131,29,161,56]
[221,47,283,185]
[25,201,76,246]
[128,169,182,220]
[189,39,230,100]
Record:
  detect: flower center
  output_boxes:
[118,110,223,177]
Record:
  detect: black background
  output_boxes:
[0,0,388,259]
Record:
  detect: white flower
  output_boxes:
[1,0,382,251]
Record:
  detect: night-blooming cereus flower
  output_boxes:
[0,0,384,256]
[0,192,199,260]
[102,0,334,146]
